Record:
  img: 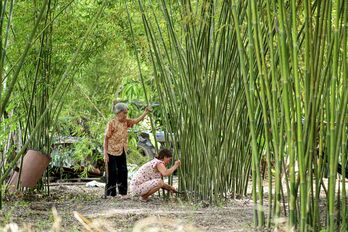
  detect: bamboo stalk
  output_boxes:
[290,0,306,229]
[340,2,347,231]
[328,0,342,231]
[125,1,159,152]
[0,0,49,118]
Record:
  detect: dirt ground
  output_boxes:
[0,184,257,231]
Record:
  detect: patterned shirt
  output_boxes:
[105,117,136,156]
[130,158,164,186]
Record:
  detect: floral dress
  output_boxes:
[130,158,164,196]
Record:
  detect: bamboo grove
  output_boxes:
[132,0,347,231]
[0,0,107,207]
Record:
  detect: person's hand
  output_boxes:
[145,106,153,113]
[104,153,109,163]
[170,186,177,193]
[175,160,181,167]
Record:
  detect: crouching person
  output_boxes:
[130,148,181,201]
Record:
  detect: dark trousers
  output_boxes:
[106,151,128,196]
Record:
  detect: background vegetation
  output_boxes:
[0,0,346,231]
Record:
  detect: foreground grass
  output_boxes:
[0,184,255,231]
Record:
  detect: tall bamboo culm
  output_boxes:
[133,0,346,231]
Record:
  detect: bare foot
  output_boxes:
[139,196,148,202]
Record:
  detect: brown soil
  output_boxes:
[0,184,257,231]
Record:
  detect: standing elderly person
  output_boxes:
[104,102,150,198]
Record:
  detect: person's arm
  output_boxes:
[104,135,109,163]
[129,107,152,126]
[157,160,181,177]
[104,122,112,163]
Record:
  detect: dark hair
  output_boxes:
[157,148,173,160]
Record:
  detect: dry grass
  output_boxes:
[1,208,201,232]
[0,184,256,231]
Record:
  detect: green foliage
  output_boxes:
[135,0,347,231]
[49,1,160,170]
[0,201,18,225]
[127,130,150,167]
[73,137,101,170]
[51,146,74,169]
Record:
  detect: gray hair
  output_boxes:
[113,102,128,114]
